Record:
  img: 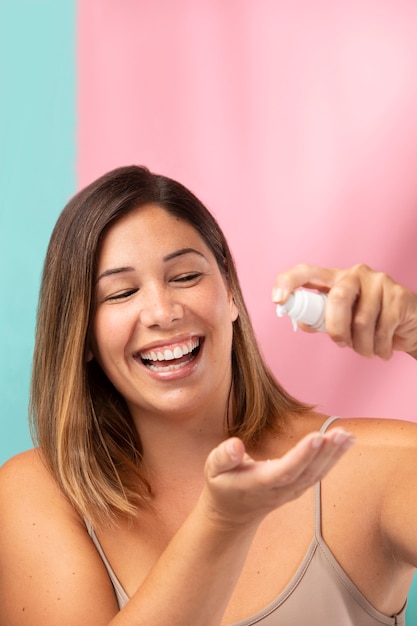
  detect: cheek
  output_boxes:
[210,283,239,325]
[205,290,238,341]
[90,309,128,363]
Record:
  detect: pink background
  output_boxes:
[77,1,417,422]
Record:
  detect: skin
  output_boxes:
[1,207,417,625]
[90,204,239,444]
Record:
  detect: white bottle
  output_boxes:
[276,289,327,332]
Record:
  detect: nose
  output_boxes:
[139,285,184,328]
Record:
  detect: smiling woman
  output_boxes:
[1,165,417,625]
[31,165,310,523]
[90,204,239,423]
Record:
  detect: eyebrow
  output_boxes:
[96,266,135,282]
[96,248,205,282]
[162,247,205,262]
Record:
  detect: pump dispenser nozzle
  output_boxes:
[276,289,327,332]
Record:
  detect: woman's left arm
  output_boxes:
[272,263,417,360]
[380,420,417,569]
[274,263,417,568]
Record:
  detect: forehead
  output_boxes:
[97,204,210,265]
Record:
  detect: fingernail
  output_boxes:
[332,430,356,450]
[226,439,239,459]
[272,287,284,303]
[341,436,356,451]
[332,430,349,445]
[311,434,325,449]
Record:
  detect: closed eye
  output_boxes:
[172,272,202,284]
[106,289,138,301]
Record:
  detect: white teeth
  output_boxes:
[140,338,200,362]
[148,361,188,373]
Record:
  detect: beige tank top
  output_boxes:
[86,417,407,625]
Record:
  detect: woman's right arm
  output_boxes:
[0,431,353,626]
[0,450,121,625]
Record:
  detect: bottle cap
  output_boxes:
[276,289,327,332]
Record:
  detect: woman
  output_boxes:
[1,165,416,625]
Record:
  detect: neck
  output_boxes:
[131,401,232,488]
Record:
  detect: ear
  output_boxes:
[229,292,239,322]
[85,347,94,362]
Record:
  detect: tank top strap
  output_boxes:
[319,415,341,434]
[314,416,341,539]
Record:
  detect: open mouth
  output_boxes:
[138,337,202,372]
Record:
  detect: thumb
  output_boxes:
[206,437,246,479]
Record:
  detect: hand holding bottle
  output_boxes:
[272,263,417,360]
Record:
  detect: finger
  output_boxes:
[263,429,355,489]
[392,291,417,356]
[351,271,396,358]
[272,264,339,303]
[264,431,354,503]
[324,275,362,348]
[206,438,247,479]
[374,281,412,360]
[296,428,356,486]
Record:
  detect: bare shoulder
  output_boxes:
[0,447,43,478]
[0,448,76,527]
[331,417,417,567]
[323,416,417,480]
[289,413,417,481]
[0,449,119,623]
[284,411,417,450]
[334,416,417,454]
[0,448,61,501]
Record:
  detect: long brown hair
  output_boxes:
[30,165,310,524]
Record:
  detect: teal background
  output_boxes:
[408,587,417,624]
[0,1,75,464]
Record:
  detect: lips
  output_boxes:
[137,337,201,372]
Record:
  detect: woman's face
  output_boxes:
[91,204,238,426]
